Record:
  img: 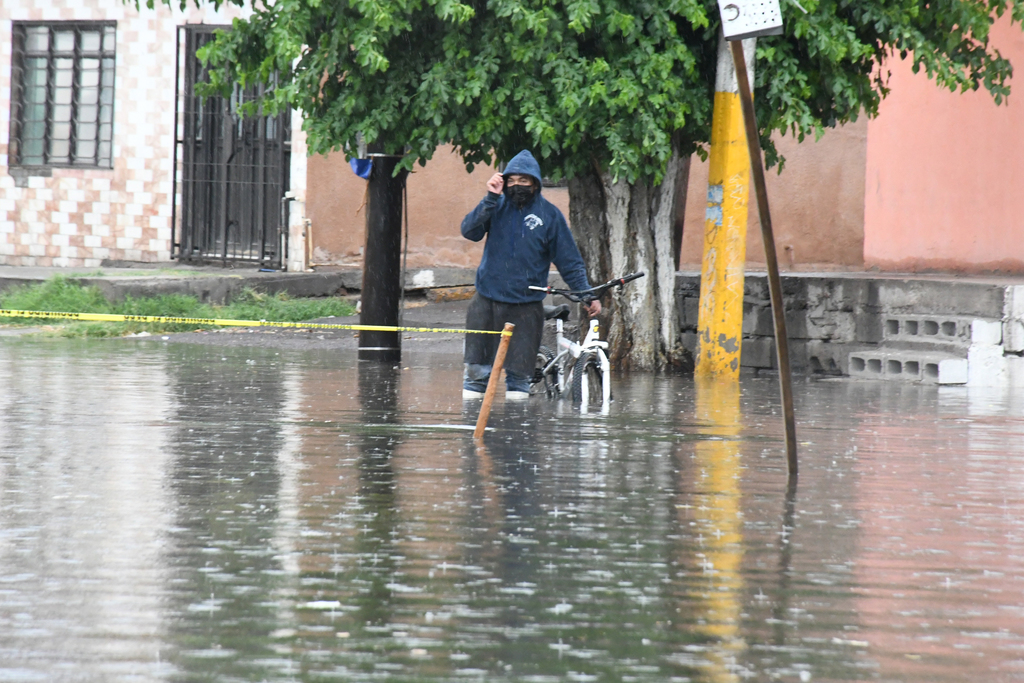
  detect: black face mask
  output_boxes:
[504,184,536,209]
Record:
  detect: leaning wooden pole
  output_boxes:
[474,323,515,439]
[729,39,798,477]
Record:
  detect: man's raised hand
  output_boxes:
[487,173,504,195]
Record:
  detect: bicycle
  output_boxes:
[528,272,645,410]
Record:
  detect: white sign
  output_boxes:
[718,0,784,40]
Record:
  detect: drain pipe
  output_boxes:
[280,193,294,271]
[304,219,314,271]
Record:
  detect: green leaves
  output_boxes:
[182,0,1024,181]
[565,0,599,32]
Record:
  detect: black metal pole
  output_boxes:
[358,154,407,362]
[729,39,798,478]
[171,26,181,259]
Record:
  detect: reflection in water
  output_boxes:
[772,478,798,648]
[0,341,173,680]
[849,382,1024,682]
[2,342,1024,682]
[690,379,746,682]
[468,405,675,680]
[353,362,400,630]
[161,345,296,680]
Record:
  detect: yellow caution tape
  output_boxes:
[0,309,511,335]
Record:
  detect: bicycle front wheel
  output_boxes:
[571,351,605,405]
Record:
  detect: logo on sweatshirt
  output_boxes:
[524,214,544,231]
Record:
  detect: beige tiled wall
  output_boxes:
[0,1,260,267]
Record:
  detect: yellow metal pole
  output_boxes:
[695,36,756,379]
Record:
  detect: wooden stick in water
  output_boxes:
[474,322,515,439]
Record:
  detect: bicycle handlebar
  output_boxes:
[528,272,645,303]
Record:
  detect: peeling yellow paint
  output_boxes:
[696,89,750,380]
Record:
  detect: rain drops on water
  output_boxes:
[548,601,573,615]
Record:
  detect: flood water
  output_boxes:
[2,339,1024,682]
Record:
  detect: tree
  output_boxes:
[193,0,1024,369]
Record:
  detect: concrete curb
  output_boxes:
[0,265,478,305]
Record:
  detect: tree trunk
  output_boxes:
[672,154,692,271]
[568,148,688,370]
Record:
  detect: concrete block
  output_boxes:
[885,357,921,380]
[804,281,835,310]
[781,275,806,299]
[971,319,1002,346]
[1005,285,1024,353]
[849,350,961,384]
[741,336,775,369]
[1008,285,1024,316]
[882,315,972,347]
[830,279,870,312]
[825,311,857,343]
[862,280,883,309]
[787,342,810,373]
[855,312,884,344]
[967,344,1007,387]
[742,303,773,336]
[799,310,857,343]
[680,297,699,330]
[680,331,698,355]
[1007,320,1024,354]
[848,353,886,378]
[805,340,850,375]
[742,276,769,302]
[938,358,968,385]
[675,273,701,297]
[783,309,810,340]
[1007,355,1024,387]
[876,280,1006,319]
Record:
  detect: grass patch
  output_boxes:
[0,276,356,337]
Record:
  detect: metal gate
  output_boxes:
[173,25,290,268]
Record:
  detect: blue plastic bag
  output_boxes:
[350,158,372,179]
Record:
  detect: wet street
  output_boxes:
[2,339,1024,682]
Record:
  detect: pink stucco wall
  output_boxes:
[679,121,868,271]
[306,146,570,269]
[864,16,1024,274]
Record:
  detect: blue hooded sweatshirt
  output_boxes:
[461,150,591,303]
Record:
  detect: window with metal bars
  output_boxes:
[9,21,116,168]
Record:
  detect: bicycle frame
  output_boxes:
[531,271,643,412]
[542,315,611,410]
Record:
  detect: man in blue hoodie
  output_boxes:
[461,150,601,400]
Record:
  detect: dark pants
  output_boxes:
[464,294,544,392]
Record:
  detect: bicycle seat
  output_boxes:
[544,304,571,321]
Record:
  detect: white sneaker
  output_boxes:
[505,390,530,401]
[462,389,485,399]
